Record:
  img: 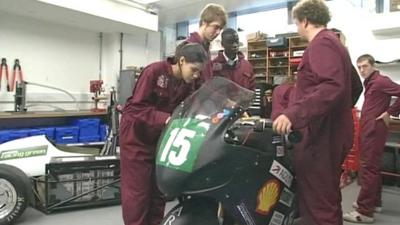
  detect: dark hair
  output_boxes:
[199,3,227,27]
[172,42,208,64]
[292,0,331,27]
[221,28,237,40]
[357,54,375,66]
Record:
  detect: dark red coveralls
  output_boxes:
[271,83,294,120]
[271,63,362,121]
[211,51,255,90]
[120,60,192,225]
[282,29,353,225]
[186,32,212,88]
[356,71,400,217]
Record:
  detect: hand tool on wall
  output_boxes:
[11,59,24,92]
[0,58,10,91]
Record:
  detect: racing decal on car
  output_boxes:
[256,179,281,215]
[269,160,293,187]
[236,202,256,225]
[157,116,210,173]
[269,211,285,225]
[279,187,294,207]
[0,145,48,161]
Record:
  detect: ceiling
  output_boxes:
[155,0,291,25]
[0,0,156,34]
[0,0,292,32]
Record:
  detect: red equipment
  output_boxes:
[90,80,107,112]
[0,58,10,91]
[10,59,24,92]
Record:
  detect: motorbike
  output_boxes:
[156,77,300,225]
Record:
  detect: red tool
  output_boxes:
[0,58,10,91]
[90,80,107,112]
[10,59,24,92]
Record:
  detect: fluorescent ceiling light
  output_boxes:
[130,0,159,4]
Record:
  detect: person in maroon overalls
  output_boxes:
[212,28,255,90]
[119,43,208,225]
[271,64,362,121]
[272,1,353,225]
[186,3,227,88]
[343,54,400,223]
[271,78,295,120]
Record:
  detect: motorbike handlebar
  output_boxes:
[253,119,302,144]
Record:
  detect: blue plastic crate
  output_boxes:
[79,135,100,143]
[73,118,100,137]
[0,130,12,144]
[34,127,55,140]
[55,126,79,144]
[99,124,108,141]
[9,130,29,141]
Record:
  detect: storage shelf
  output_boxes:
[269,74,288,77]
[268,66,288,68]
[269,56,288,59]
[248,48,267,52]
[249,58,267,61]
[248,40,267,44]
[255,75,266,78]
[290,45,307,49]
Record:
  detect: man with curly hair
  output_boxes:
[272,0,354,224]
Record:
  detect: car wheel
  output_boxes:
[0,164,32,225]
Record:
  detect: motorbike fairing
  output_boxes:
[156,77,297,225]
[161,198,219,225]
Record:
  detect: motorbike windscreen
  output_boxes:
[156,77,254,174]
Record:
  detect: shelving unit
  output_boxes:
[247,40,268,84]
[247,35,305,85]
[246,32,345,117]
[287,36,308,79]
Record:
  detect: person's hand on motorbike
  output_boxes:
[376,111,390,128]
[273,114,292,135]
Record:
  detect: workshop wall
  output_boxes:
[0,11,161,111]
[0,12,99,93]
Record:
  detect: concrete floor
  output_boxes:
[17,182,400,225]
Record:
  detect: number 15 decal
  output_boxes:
[157,118,209,173]
[159,128,196,166]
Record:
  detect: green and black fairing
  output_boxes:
[156,77,297,225]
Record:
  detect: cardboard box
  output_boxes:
[246,31,267,41]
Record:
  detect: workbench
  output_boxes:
[0,110,108,146]
[382,119,400,184]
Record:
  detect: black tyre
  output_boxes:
[0,164,32,225]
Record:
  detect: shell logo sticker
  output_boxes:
[256,179,281,215]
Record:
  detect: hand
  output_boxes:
[376,111,390,128]
[273,114,292,135]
